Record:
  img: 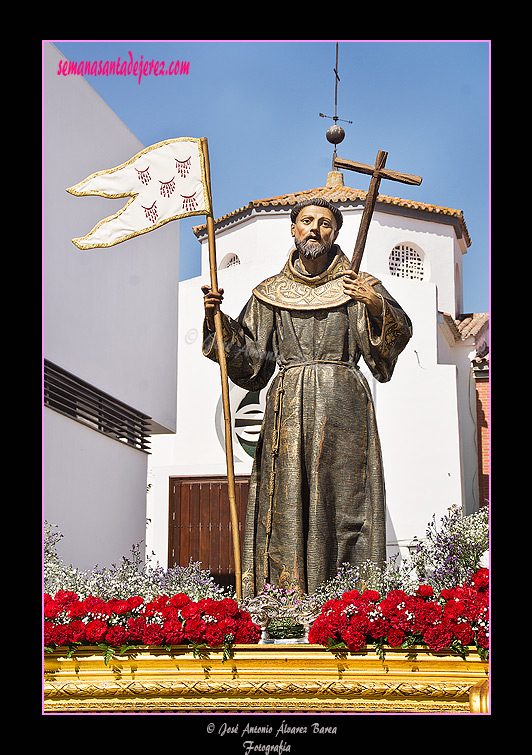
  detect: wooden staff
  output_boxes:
[334,150,422,273]
[200,137,242,600]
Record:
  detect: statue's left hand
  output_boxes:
[341,271,382,316]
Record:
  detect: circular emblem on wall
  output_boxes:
[215,382,270,461]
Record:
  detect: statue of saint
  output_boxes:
[202,198,412,598]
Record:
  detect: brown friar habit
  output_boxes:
[203,245,412,598]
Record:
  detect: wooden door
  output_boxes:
[168,476,250,588]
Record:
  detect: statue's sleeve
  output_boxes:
[202,294,277,391]
[352,280,413,383]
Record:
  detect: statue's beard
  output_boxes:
[295,236,333,260]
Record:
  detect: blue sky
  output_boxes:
[51,40,490,313]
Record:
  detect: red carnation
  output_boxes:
[326,610,350,637]
[342,590,360,601]
[127,616,147,642]
[67,600,87,619]
[234,618,261,644]
[180,601,200,621]
[105,625,127,647]
[343,625,366,652]
[423,622,453,652]
[308,617,333,645]
[143,595,170,617]
[82,596,110,617]
[367,614,389,640]
[453,622,474,646]
[183,616,207,643]
[412,601,443,633]
[443,597,465,622]
[212,598,240,618]
[321,598,345,613]
[379,591,414,632]
[362,589,380,603]
[169,593,190,610]
[142,623,164,645]
[127,596,144,611]
[162,619,185,644]
[348,613,371,639]
[52,624,70,646]
[67,620,86,644]
[160,602,181,621]
[44,621,55,646]
[387,627,405,647]
[204,622,227,647]
[54,590,79,608]
[416,585,434,599]
[471,568,489,592]
[107,599,131,615]
[476,627,489,649]
[44,600,62,620]
[197,598,217,614]
[85,619,108,643]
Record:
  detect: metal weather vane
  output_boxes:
[319,42,423,274]
[319,42,353,168]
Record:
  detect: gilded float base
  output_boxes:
[44,644,489,714]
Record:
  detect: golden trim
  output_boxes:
[253,248,356,310]
[44,644,488,714]
[468,679,490,713]
[67,137,211,250]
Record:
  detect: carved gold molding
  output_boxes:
[44,644,489,714]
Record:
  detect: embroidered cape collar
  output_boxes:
[253,245,378,310]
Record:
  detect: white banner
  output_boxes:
[67,137,210,249]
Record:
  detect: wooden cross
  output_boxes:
[334,151,423,273]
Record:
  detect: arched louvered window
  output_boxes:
[389,243,425,281]
[220,253,241,269]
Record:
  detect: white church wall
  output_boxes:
[361,212,459,318]
[367,275,464,559]
[200,213,295,284]
[436,315,480,515]
[457,348,481,515]
[453,237,465,314]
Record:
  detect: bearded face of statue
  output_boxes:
[291,205,339,260]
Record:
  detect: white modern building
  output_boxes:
[43,43,180,569]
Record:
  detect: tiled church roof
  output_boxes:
[441,312,489,342]
[194,179,471,247]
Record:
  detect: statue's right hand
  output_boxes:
[201,285,224,329]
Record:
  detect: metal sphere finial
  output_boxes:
[326,124,345,145]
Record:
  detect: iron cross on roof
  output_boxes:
[334,150,423,273]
